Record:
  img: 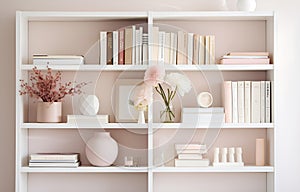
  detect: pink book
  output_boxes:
[220,58,270,64]
[228,52,269,56]
[222,81,232,123]
[118,29,125,65]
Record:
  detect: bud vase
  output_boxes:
[85,132,118,167]
[160,105,175,123]
[138,110,145,124]
[36,102,62,123]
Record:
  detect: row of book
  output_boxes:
[222,81,271,123]
[152,27,215,65]
[220,52,270,65]
[29,153,80,168]
[174,144,209,167]
[99,26,148,65]
[181,107,225,124]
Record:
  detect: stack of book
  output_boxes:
[181,107,225,125]
[33,55,84,65]
[220,52,270,65]
[29,153,80,168]
[175,144,209,167]
[99,25,147,65]
[152,26,215,65]
[222,81,271,123]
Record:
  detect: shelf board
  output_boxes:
[152,166,274,173]
[21,166,148,173]
[21,64,273,72]
[153,123,274,129]
[21,123,148,129]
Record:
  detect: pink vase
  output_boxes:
[36,102,62,123]
[85,132,118,167]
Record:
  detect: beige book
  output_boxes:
[193,34,199,64]
[124,27,133,65]
[177,30,187,64]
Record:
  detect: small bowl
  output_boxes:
[197,92,213,108]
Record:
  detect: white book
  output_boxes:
[139,27,143,65]
[177,31,187,64]
[232,82,238,123]
[176,149,207,155]
[182,107,224,114]
[193,34,199,64]
[205,35,210,64]
[164,32,171,64]
[67,115,109,124]
[209,35,215,64]
[158,31,165,64]
[187,33,194,65]
[178,154,203,160]
[175,158,209,167]
[152,26,159,64]
[30,153,79,161]
[29,162,80,168]
[33,57,84,65]
[222,81,232,123]
[265,81,271,123]
[244,81,251,123]
[99,31,107,65]
[237,81,245,123]
[132,25,136,65]
[199,35,205,65]
[142,39,148,65]
[251,81,261,123]
[175,144,207,150]
[222,55,269,59]
[135,29,140,65]
[172,32,177,64]
[113,31,119,65]
[182,113,225,124]
[260,81,266,123]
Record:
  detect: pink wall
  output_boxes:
[1,0,300,191]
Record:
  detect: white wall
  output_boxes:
[1,0,300,191]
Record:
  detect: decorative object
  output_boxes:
[213,147,244,167]
[197,92,213,108]
[138,110,145,124]
[236,0,256,11]
[37,102,62,123]
[256,138,265,166]
[19,67,87,122]
[79,94,99,115]
[115,79,144,122]
[124,156,134,167]
[144,65,192,123]
[132,83,152,124]
[85,132,118,167]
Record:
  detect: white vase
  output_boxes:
[36,102,62,123]
[237,0,256,11]
[85,132,118,167]
[79,95,99,116]
[138,110,145,124]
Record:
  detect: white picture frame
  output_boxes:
[114,79,144,122]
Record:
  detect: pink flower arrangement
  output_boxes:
[132,83,152,111]
[19,67,88,102]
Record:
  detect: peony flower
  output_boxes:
[165,73,192,96]
[132,83,152,111]
[144,64,165,86]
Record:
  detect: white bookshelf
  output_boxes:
[16,11,276,192]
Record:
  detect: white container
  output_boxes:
[79,94,99,116]
[86,132,118,167]
[36,102,62,123]
[237,0,256,11]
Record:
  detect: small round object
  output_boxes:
[197,92,213,108]
[79,95,100,115]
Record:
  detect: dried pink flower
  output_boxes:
[144,64,165,86]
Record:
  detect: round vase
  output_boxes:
[36,102,62,123]
[79,95,100,116]
[85,132,118,167]
[160,105,175,123]
[237,0,256,11]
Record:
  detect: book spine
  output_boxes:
[199,35,205,65]
[135,29,140,65]
[158,31,165,64]
[151,26,159,65]
[265,81,271,123]
[142,33,148,65]
[173,33,177,65]
[99,31,107,65]
[260,81,266,123]
[232,82,238,123]
[205,35,210,64]
[124,27,133,65]
[106,32,113,65]
[244,81,251,123]
[177,31,187,65]
[113,31,118,65]
[182,113,225,123]
[223,81,232,123]
[209,35,215,64]
[187,33,194,65]
[178,154,203,160]
[193,34,199,65]
[139,27,143,65]
[237,81,245,123]
[132,25,136,65]
[251,81,261,123]
[164,32,171,64]
[118,29,125,65]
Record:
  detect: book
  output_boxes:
[227,52,269,56]
[220,58,270,64]
[152,26,159,64]
[209,35,215,64]
[260,81,266,123]
[132,25,136,65]
[29,162,80,168]
[237,81,245,123]
[181,113,225,124]
[205,35,210,64]
[175,144,207,150]
[222,55,269,59]
[170,32,177,64]
[251,81,261,123]
[164,32,171,64]
[67,115,109,124]
[124,27,133,65]
[158,31,165,64]
[99,31,107,65]
[138,27,143,65]
[244,81,251,123]
[175,158,209,167]
[142,33,148,65]
[222,81,232,123]
[112,31,119,65]
[177,31,187,64]
[178,153,203,160]
[187,33,194,65]
[30,153,79,161]
[33,55,84,65]
[118,29,125,65]
[265,81,271,123]
[182,107,224,114]
[106,32,113,65]
[232,82,238,123]
[199,35,205,64]
[193,34,199,64]
[176,149,207,155]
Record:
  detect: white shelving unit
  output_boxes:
[16,11,276,192]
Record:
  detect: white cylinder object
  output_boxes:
[221,148,228,163]
[197,92,213,108]
[236,147,243,163]
[138,110,145,124]
[229,147,235,163]
[256,138,265,166]
[214,148,220,163]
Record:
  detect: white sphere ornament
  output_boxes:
[197,92,213,108]
[79,95,99,115]
[237,0,256,11]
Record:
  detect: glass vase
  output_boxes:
[160,105,175,123]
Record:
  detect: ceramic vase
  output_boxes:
[79,95,100,115]
[237,0,256,11]
[85,132,118,166]
[138,110,145,124]
[36,102,62,123]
